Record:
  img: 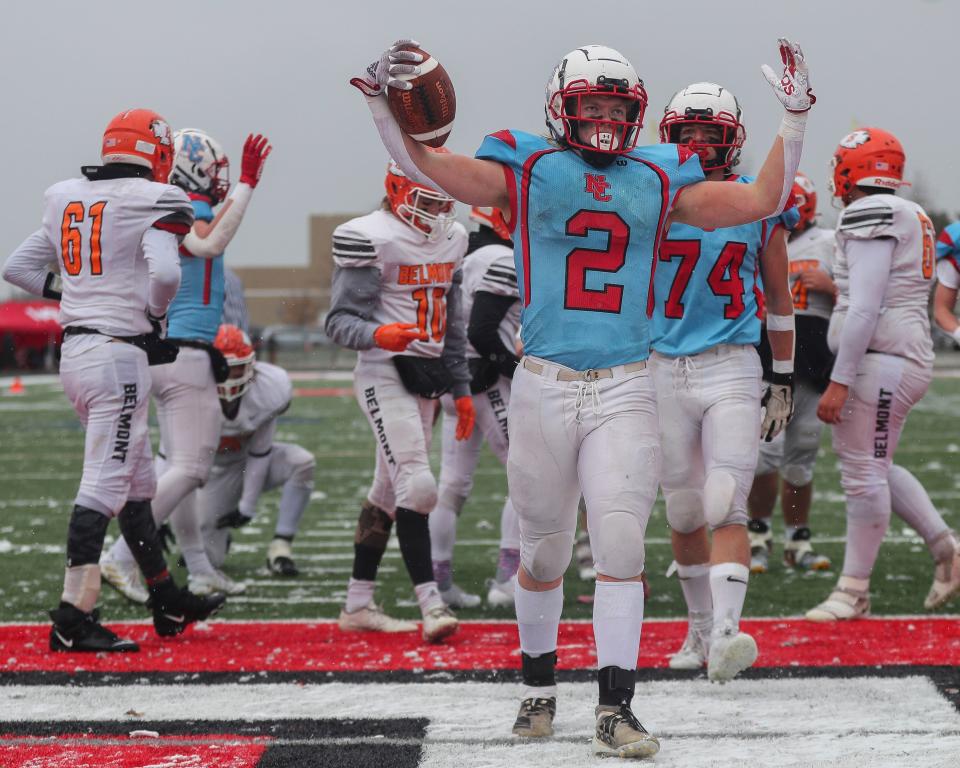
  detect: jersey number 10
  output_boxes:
[60,201,107,277]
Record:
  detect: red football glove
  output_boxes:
[239,133,272,188]
[454,396,475,441]
[373,322,427,352]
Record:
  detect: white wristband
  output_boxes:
[778,111,808,142]
[766,313,795,332]
[772,359,794,375]
[952,326,960,343]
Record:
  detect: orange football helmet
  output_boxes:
[792,172,817,231]
[101,108,175,182]
[828,128,905,204]
[469,206,512,241]
[385,149,455,240]
[214,324,256,401]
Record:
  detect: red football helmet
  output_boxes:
[214,324,256,401]
[101,109,175,182]
[828,128,905,204]
[385,150,455,240]
[792,172,817,231]
[469,206,511,241]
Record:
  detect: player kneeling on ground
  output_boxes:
[2,109,225,651]
[185,325,317,577]
[325,160,474,643]
[807,129,960,621]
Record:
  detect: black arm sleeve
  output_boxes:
[468,291,520,380]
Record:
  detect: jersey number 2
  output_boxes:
[564,211,629,313]
[60,201,107,277]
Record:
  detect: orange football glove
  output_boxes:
[373,322,427,352]
[454,396,475,441]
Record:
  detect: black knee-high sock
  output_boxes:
[395,507,434,585]
[117,499,171,587]
[352,501,393,581]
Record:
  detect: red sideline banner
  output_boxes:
[1,618,958,674]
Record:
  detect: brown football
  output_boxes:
[386,45,456,148]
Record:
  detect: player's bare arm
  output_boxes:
[933,283,960,338]
[759,228,794,365]
[672,39,814,231]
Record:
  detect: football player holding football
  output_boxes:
[352,38,813,757]
[100,129,271,601]
[650,83,798,681]
[185,325,316,577]
[430,205,521,609]
[325,160,473,643]
[749,172,835,574]
[807,129,960,620]
[2,109,225,651]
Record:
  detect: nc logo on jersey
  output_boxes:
[839,130,871,149]
[584,173,612,202]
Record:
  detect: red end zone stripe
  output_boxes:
[2,618,958,674]
[0,738,265,768]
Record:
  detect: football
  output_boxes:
[386,45,456,148]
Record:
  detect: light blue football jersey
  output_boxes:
[650,175,800,357]
[475,130,704,369]
[936,220,960,276]
[167,197,225,342]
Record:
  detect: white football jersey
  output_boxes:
[41,176,192,336]
[332,209,468,362]
[215,362,293,464]
[461,243,521,358]
[787,226,834,321]
[830,194,935,367]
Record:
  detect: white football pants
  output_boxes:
[356,358,438,516]
[508,356,659,583]
[651,344,762,533]
[60,336,156,516]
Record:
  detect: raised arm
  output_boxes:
[672,39,815,231]
[350,40,510,211]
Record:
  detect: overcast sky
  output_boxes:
[1,0,954,295]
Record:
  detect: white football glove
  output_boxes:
[349,39,423,99]
[761,38,815,113]
[760,372,794,442]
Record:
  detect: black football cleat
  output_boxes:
[48,603,139,653]
[148,583,226,637]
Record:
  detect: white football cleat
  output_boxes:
[338,601,417,633]
[806,577,870,622]
[421,604,458,643]
[748,519,772,574]
[100,555,148,604]
[486,576,516,608]
[783,527,831,571]
[707,621,758,683]
[439,582,481,609]
[668,625,708,670]
[593,703,660,759]
[924,533,960,610]
[188,569,246,596]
